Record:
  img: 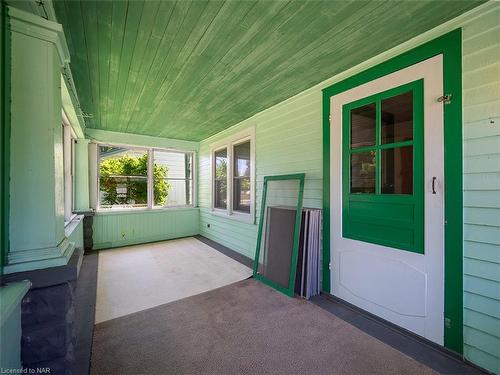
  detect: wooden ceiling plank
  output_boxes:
[54,0,485,140]
[110,0,145,132]
[203,0,311,92]
[142,0,225,134]
[54,1,73,59]
[116,0,161,133]
[156,1,254,103]
[210,2,383,113]
[146,0,303,136]
[201,1,370,115]
[121,1,176,133]
[124,1,187,135]
[80,0,101,129]
[134,0,213,135]
[106,0,128,132]
[231,0,480,113]
[199,0,421,123]
[58,1,94,128]
[152,1,259,136]
[177,0,288,108]
[126,0,193,136]
[96,0,112,130]
[186,0,481,139]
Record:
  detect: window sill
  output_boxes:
[64,213,78,228]
[95,206,198,216]
[64,214,84,238]
[210,209,255,224]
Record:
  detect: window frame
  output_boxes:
[151,147,196,209]
[212,145,229,211]
[341,79,424,253]
[95,142,196,212]
[62,120,76,226]
[210,127,255,223]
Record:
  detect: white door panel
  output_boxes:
[330,55,444,344]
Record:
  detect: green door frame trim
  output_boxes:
[253,173,305,297]
[322,29,463,353]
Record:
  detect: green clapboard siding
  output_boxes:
[462,5,500,374]
[92,208,200,250]
[51,0,483,141]
[198,88,322,258]
[199,4,500,372]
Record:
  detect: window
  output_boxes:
[214,148,228,209]
[153,150,193,207]
[348,89,415,195]
[211,129,255,220]
[342,80,424,253]
[233,141,251,213]
[97,145,195,210]
[63,122,74,224]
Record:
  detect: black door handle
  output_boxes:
[432,177,437,194]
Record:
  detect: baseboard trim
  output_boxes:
[195,235,254,269]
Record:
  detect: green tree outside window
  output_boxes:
[99,154,170,207]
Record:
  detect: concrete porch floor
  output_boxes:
[73,237,484,375]
[95,237,253,323]
[91,278,438,375]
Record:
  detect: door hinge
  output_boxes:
[437,94,452,104]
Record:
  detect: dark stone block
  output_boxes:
[24,345,74,375]
[82,214,94,251]
[22,283,74,326]
[2,250,85,374]
[22,320,72,365]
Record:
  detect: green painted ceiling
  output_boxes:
[53,0,482,141]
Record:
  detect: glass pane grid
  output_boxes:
[99,146,149,208]
[233,141,251,213]
[214,148,228,209]
[98,146,194,209]
[348,87,415,196]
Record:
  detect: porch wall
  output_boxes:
[86,129,200,250]
[198,89,322,258]
[198,4,500,372]
[92,209,200,250]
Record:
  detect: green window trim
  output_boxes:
[253,173,305,297]
[342,80,424,254]
[322,29,463,353]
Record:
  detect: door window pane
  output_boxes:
[381,91,413,144]
[214,148,227,209]
[381,146,413,194]
[351,103,376,149]
[99,146,148,208]
[153,151,193,207]
[351,151,376,194]
[233,141,251,213]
